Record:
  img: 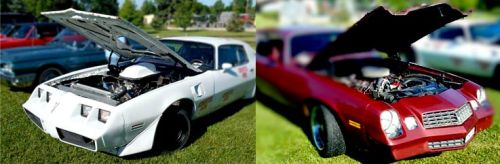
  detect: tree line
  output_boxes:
[1,0,256,31]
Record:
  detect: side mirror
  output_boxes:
[221,63,233,70]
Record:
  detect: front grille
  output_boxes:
[422,103,473,129]
[57,128,96,150]
[428,138,465,149]
[24,108,43,129]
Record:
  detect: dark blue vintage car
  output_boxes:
[0,28,106,87]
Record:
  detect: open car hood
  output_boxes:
[42,8,201,72]
[308,3,467,70]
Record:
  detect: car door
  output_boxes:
[213,44,251,108]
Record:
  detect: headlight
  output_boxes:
[476,88,490,108]
[1,63,13,73]
[404,117,418,130]
[380,110,403,139]
[81,104,92,117]
[469,100,479,111]
[98,109,111,123]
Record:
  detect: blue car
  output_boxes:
[0,28,106,88]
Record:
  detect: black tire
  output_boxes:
[157,109,191,150]
[37,67,63,84]
[309,104,346,158]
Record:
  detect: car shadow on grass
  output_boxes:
[257,90,442,163]
[123,98,255,160]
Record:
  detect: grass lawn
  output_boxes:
[256,88,500,163]
[0,29,256,163]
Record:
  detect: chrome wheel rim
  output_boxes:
[310,106,326,150]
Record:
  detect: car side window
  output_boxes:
[430,27,465,41]
[218,45,248,68]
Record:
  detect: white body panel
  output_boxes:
[413,20,500,78]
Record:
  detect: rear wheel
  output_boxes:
[309,104,346,157]
[37,67,63,84]
[157,109,191,150]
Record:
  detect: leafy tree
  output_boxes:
[141,0,156,15]
[89,0,118,15]
[377,0,434,11]
[119,0,143,26]
[153,0,180,30]
[23,0,77,21]
[449,0,479,11]
[226,13,243,32]
[232,0,247,13]
[173,0,193,31]
[7,0,26,13]
[212,0,225,15]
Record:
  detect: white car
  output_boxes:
[22,9,255,156]
[413,19,500,79]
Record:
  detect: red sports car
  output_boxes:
[0,23,63,49]
[256,4,494,160]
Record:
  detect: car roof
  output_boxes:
[160,36,247,47]
[258,26,344,37]
[447,19,496,27]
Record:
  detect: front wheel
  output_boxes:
[37,67,63,84]
[157,109,191,150]
[309,104,346,158]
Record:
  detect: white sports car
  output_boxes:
[22,9,255,156]
[413,19,500,79]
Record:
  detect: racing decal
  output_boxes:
[223,90,233,102]
[348,120,361,129]
[238,66,248,78]
[197,96,213,111]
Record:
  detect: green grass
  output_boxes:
[256,88,500,163]
[0,29,256,163]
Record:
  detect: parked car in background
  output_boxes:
[0,13,35,38]
[22,9,255,156]
[413,19,500,79]
[0,28,106,87]
[257,4,493,160]
[256,26,343,68]
[0,23,63,49]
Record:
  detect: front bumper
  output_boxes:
[0,70,35,87]
[373,106,494,160]
[22,85,125,154]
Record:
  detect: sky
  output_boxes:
[117,0,233,9]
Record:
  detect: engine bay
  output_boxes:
[49,57,197,105]
[333,59,463,103]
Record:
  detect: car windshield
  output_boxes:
[160,40,215,71]
[1,24,15,35]
[470,21,500,44]
[10,24,32,38]
[49,28,89,48]
[290,31,341,57]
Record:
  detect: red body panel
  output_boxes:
[0,26,54,49]
[256,29,495,160]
